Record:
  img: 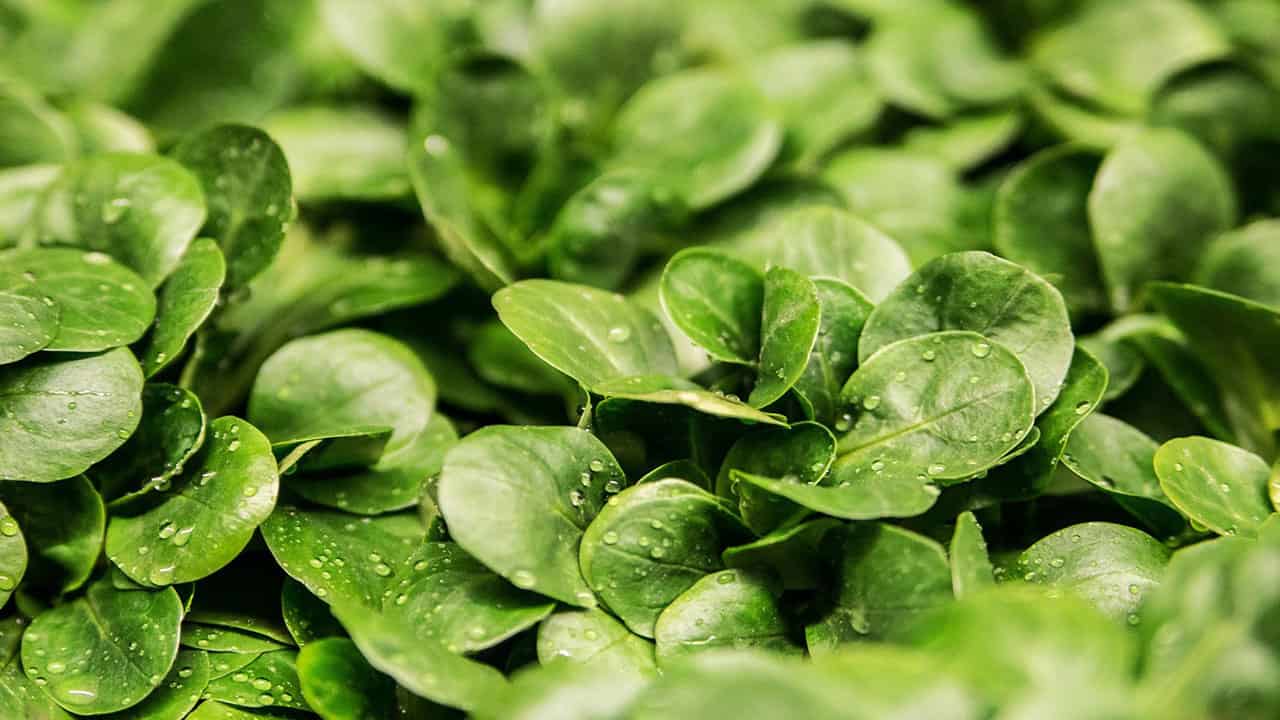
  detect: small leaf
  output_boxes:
[579,479,750,636]
[1155,436,1273,538]
[536,609,657,679]
[660,249,763,365]
[949,512,993,597]
[748,267,821,408]
[0,268,59,365]
[139,238,225,378]
[297,638,396,720]
[655,569,799,664]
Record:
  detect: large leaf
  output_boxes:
[21,582,182,714]
[1155,436,1273,538]
[859,251,1074,411]
[439,426,626,606]
[106,416,279,586]
[3,248,155,352]
[836,331,1036,487]
[297,638,395,720]
[1087,128,1236,312]
[0,348,144,482]
[0,477,103,596]
[494,280,678,391]
[27,153,205,287]
[0,267,58,365]
[172,124,292,288]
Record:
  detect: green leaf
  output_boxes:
[1195,219,1280,309]
[262,505,425,610]
[1155,436,1273,538]
[408,129,517,292]
[859,251,1074,411]
[807,523,951,652]
[716,422,834,534]
[182,624,286,654]
[579,479,750,636]
[297,638,395,720]
[0,165,60,247]
[329,602,506,713]
[0,476,103,596]
[104,648,208,720]
[21,582,182,714]
[1015,522,1170,622]
[106,416,278,586]
[655,569,799,664]
[27,153,206,287]
[249,329,440,515]
[0,267,58,365]
[1088,128,1236,312]
[792,278,874,425]
[138,238,225,377]
[1148,282,1280,458]
[93,383,206,503]
[280,579,343,648]
[468,321,572,396]
[734,469,940,520]
[838,331,1036,486]
[318,0,475,94]
[902,110,1023,171]
[439,426,625,606]
[975,345,1109,502]
[3,248,155,352]
[865,1,1023,119]
[494,280,679,391]
[748,267,820,408]
[748,41,881,167]
[204,650,305,710]
[264,107,409,203]
[949,511,993,597]
[536,609,657,679]
[0,617,72,720]
[388,541,554,654]
[1061,413,1186,538]
[546,171,664,291]
[172,125,292,288]
[906,586,1136,707]
[660,249,764,365]
[610,68,782,210]
[472,659,649,720]
[0,501,26,607]
[724,206,911,304]
[0,83,76,166]
[1030,0,1230,115]
[0,347,143,482]
[994,144,1108,318]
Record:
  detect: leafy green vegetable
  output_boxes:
[4,3,1280,717]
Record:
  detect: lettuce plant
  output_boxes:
[2,1,1280,718]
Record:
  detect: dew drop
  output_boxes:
[607,326,631,343]
[970,342,991,358]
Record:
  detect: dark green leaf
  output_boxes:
[138,238,225,377]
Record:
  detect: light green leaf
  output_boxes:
[21,582,182,715]
[494,280,678,391]
[950,511,993,597]
[1015,522,1170,622]
[3,248,154,352]
[27,153,206,287]
[0,268,58,365]
[264,107,408,203]
[439,426,625,606]
[297,638,395,720]
[536,609,657,679]
[1155,436,1273,538]
[0,348,143,482]
[1088,128,1236,312]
